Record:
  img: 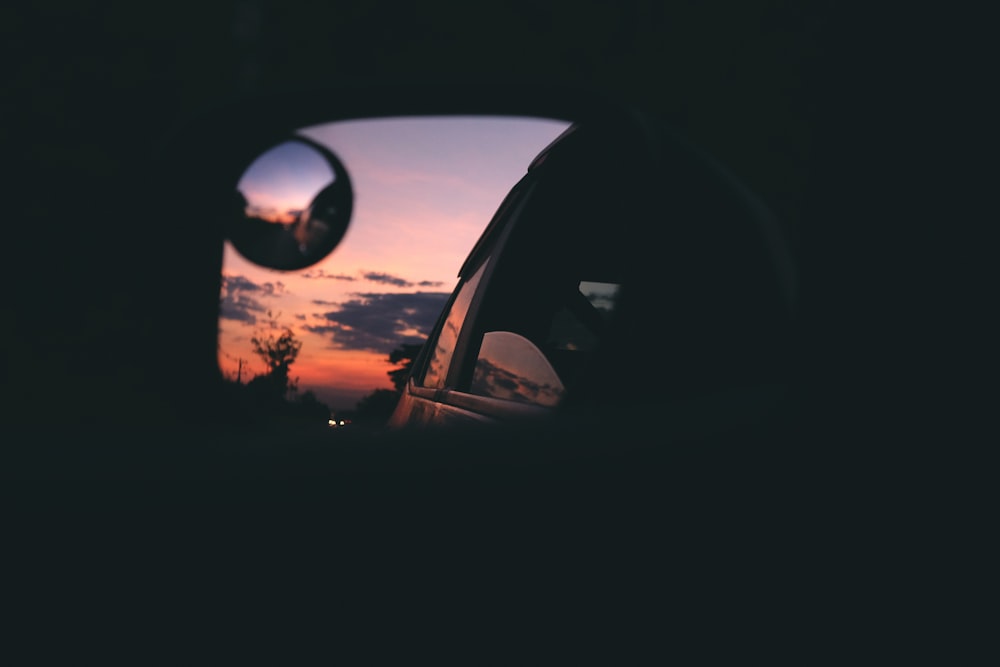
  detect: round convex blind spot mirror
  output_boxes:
[230,138,353,271]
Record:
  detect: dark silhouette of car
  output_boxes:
[389,118,796,433]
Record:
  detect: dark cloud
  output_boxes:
[222,274,286,297]
[300,269,444,290]
[224,275,255,291]
[362,272,412,288]
[220,294,266,324]
[219,274,286,325]
[300,323,340,337]
[303,291,450,353]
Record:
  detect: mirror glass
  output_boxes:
[232,139,352,270]
[218,116,572,423]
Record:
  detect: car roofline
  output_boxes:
[527,123,581,172]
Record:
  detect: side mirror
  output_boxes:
[151,82,796,428]
[230,137,353,271]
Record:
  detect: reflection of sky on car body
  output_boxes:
[218,116,571,411]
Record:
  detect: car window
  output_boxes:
[455,156,632,407]
[462,276,623,406]
[470,331,565,406]
[411,175,535,393]
[417,257,489,389]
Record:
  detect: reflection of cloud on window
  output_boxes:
[421,258,489,389]
[471,331,566,407]
[471,358,564,407]
[426,343,449,384]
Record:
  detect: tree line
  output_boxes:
[221,313,420,429]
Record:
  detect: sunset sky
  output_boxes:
[218,116,572,412]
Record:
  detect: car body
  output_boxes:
[389,117,797,434]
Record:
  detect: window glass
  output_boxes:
[546,281,620,351]
[470,332,565,406]
[467,276,619,404]
[461,178,629,405]
[420,258,489,388]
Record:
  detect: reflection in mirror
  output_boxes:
[218,116,572,424]
[231,139,353,271]
[471,331,565,407]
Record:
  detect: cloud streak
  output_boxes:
[300,268,357,281]
[300,268,445,289]
[362,271,412,287]
[357,271,445,288]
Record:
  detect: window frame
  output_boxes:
[432,171,590,420]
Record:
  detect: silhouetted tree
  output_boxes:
[387,343,423,392]
[346,343,423,426]
[250,325,302,401]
